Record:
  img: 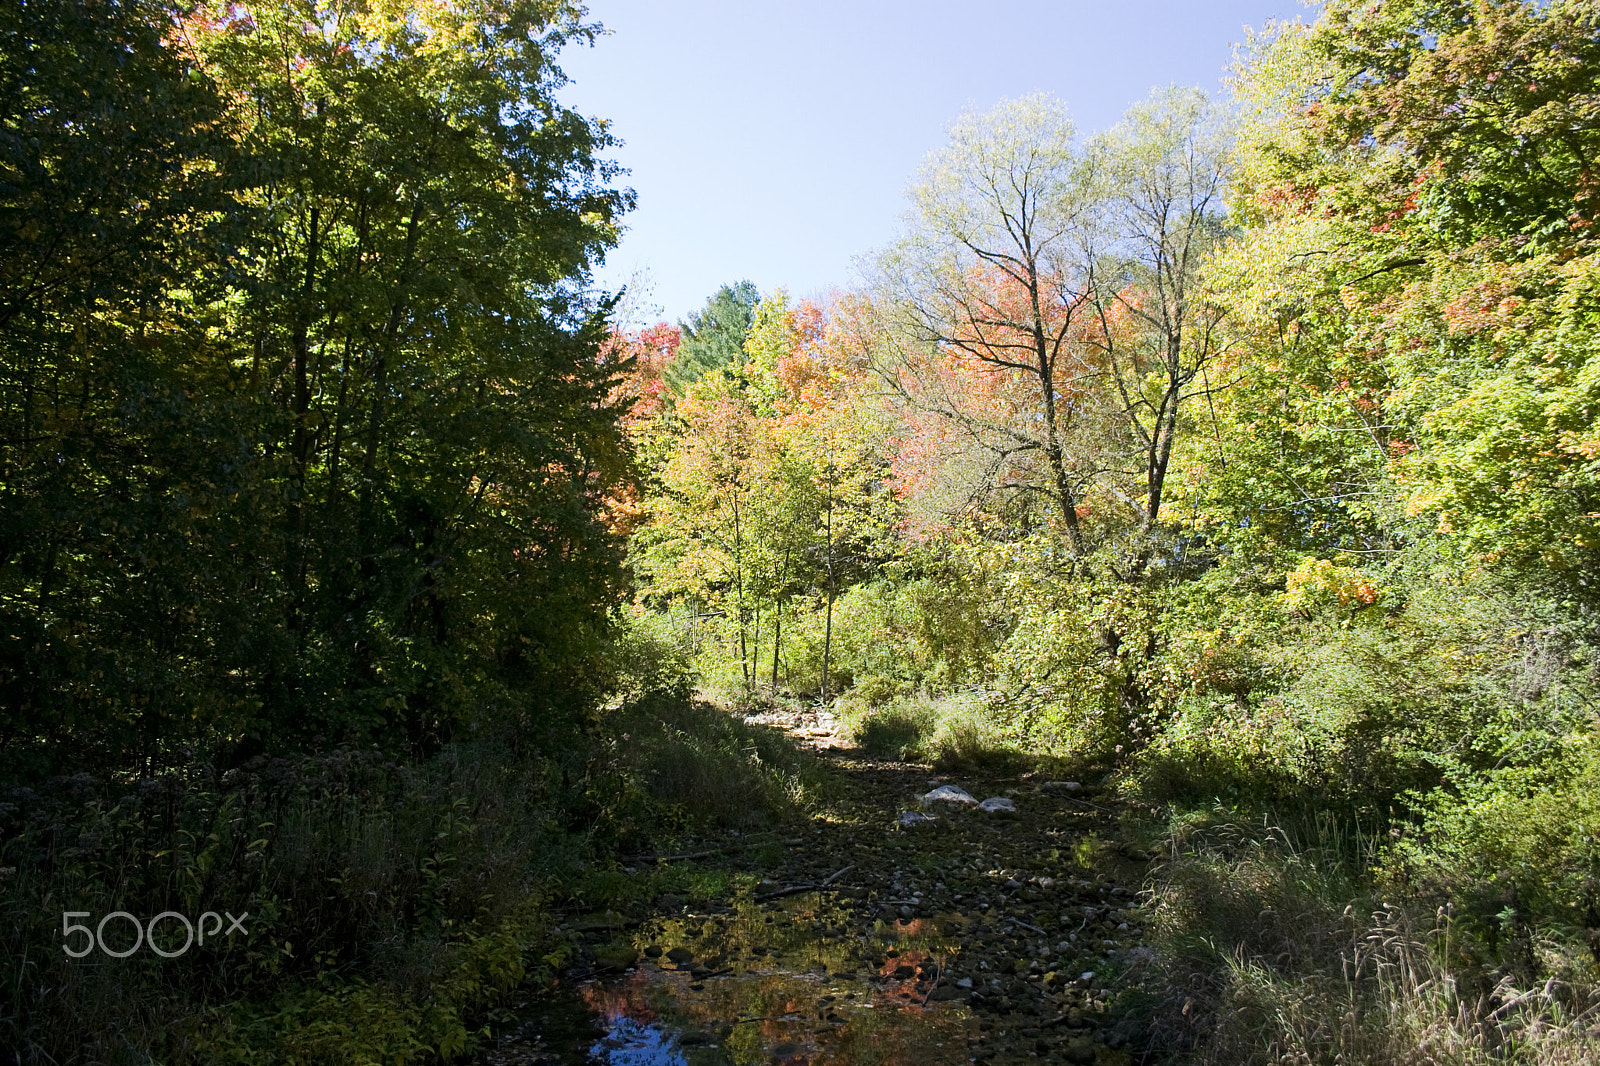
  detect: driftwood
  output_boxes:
[754,864,854,902]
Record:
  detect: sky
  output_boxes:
[557,0,1310,326]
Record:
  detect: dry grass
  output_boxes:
[1135,813,1600,1065]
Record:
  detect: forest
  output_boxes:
[3,0,1599,1063]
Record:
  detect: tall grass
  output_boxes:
[0,744,586,1063]
[0,686,821,1063]
[835,688,1067,771]
[1134,811,1600,1064]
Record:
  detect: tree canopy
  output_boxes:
[0,0,633,771]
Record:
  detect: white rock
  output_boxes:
[979,796,1017,814]
[922,785,977,806]
[898,811,938,828]
[955,977,973,989]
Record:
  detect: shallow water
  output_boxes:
[481,891,981,1066]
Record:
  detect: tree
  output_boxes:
[184,0,634,749]
[1090,87,1232,568]
[0,0,246,771]
[872,90,1231,571]
[874,94,1104,559]
[663,280,760,395]
[0,0,635,769]
[1207,0,1600,578]
[632,291,893,698]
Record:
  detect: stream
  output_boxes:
[478,729,1147,1066]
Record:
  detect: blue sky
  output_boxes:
[557,0,1308,325]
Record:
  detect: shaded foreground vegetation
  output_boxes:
[0,693,823,1062]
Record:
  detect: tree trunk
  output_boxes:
[730,484,749,688]
[771,603,782,693]
[820,495,835,704]
[286,202,319,616]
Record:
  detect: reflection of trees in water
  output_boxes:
[587,1015,687,1066]
[576,947,973,1065]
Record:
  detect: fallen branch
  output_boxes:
[755,865,855,902]
[1007,916,1048,935]
[822,864,855,886]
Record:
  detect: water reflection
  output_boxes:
[590,1016,686,1066]
[487,891,979,1066]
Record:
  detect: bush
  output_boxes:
[839,690,1030,770]
[593,697,825,847]
[0,744,580,1064]
[607,607,701,703]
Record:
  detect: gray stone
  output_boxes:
[922,785,978,806]
[898,810,938,828]
[1041,781,1082,794]
[979,796,1017,814]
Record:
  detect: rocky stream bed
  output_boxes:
[480,709,1154,1066]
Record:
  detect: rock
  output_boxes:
[979,797,1017,815]
[1041,781,1082,794]
[956,977,974,989]
[898,811,938,828]
[922,785,978,806]
[666,946,694,964]
[927,985,967,1002]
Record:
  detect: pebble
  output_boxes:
[547,736,1149,1066]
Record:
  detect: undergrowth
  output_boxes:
[0,691,818,1063]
